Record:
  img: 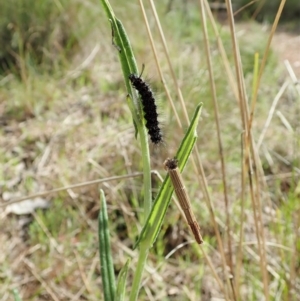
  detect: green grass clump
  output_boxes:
[1,0,299,300]
[0,0,98,75]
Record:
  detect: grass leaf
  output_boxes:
[134,103,203,249]
[100,0,138,108]
[99,189,116,301]
[115,259,130,301]
[100,0,152,220]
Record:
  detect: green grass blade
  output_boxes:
[12,289,22,301]
[115,18,138,75]
[115,259,130,301]
[100,0,138,112]
[100,0,152,221]
[99,189,116,301]
[134,103,203,249]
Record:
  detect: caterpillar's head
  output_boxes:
[128,74,137,82]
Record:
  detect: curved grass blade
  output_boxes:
[99,189,116,301]
[115,259,130,301]
[100,0,138,110]
[134,103,203,249]
[100,0,152,220]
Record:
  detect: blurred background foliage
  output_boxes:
[0,0,98,75]
[0,0,299,76]
[233,0,300,23]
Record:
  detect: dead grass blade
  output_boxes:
[0,173,144,208]
[142,1,231,297]
[223,0,287,299]
[235,132,247,299]
[257,80,289,149]
[137,0,182,128]
[198,3,234,299]
[284,60,300,97]
[23,258,60,301]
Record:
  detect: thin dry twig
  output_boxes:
[223,0,289,298]
[288,212,300,300]
[32,211,62,254]
[148,0,190,124]
[203,0,238,101]
[198,2,234,297]
[23,258,60,301]
[137,0,182,128]
[235,132,246,299]
[248,0,287,135]
[142,1,231,298]
[257,80,289,149]
[284,60,300,96]
[74,250,92,294]
[0,172,144,208]
[153,169,228,297]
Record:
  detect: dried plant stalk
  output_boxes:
[164,158,203,244]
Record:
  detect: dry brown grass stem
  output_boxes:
[247,0,287,136]
[154,169,228,297]
[257,80,289,149]
[74,250,92,294]
[71,286,86,301]
[233,1,259,18]
[142,0,231,296]
[31,211,62,254]
[224,0,249,130]
[141,241,192,288]
[243,241,293,252]
[192,152,231,300]
[148,0,190,124]
[284,60,300,97]
[0,172,144,208]
[199,0,235,299]
[199,6,281,295]
[276,111,293,132]
[289,213,300,300]
[215,217,283,281]
[251,0,266,20]
[223,0,290,299]
[137,0,182,129]
[199,247,228,297]
[246,0,288,221]
[247,140,270,300]
[203,0,239,101]
[245,3,288,298]
[23,258,60,301]
[235,132,246,299]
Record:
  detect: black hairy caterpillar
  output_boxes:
[129,68,163,145]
